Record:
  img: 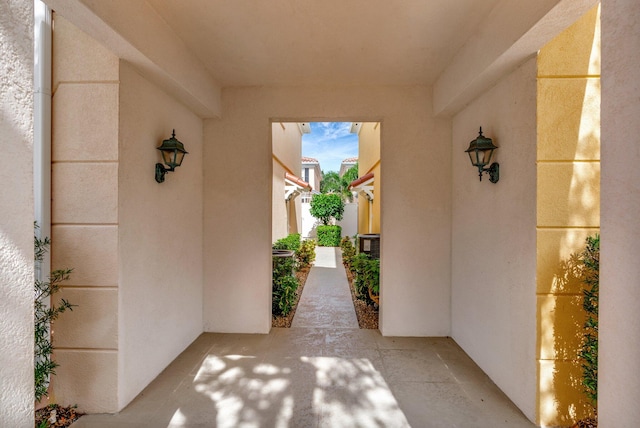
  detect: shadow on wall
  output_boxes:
[538,250,594,425]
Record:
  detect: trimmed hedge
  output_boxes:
[273,233,301,251]
[317,225,342,247]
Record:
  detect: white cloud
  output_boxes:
[302,122,358,172]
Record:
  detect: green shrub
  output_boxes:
[273,254,296,280]
[273,275,299,316]
[340,236,356,268]
[273,233,301,252]
[351,253,379,305]
[297,239,316,268]
[579,234,599,407]
[34,224,75,402]
[272,233,303,316]
[317,225,342,247]
[310,193,344,225]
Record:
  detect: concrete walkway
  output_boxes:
[71,247,535,428]
[291,246,358,328]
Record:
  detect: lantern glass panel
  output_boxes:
[479,148,494,166]
[174,150,186,167]
[467,151,478,166]
[161,149,175,167]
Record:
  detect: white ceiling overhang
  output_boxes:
[44,0,597,118]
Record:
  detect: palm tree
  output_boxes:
[319,164,358,202]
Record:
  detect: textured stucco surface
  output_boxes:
[451,58,538,422]
[204,86,451,336]
[118,61,204,410]
[50,13,120,412]
[536,7,600,425]
[0,1,35,427]
[600,0,640,425]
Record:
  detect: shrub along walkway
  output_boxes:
[70,247,534,427]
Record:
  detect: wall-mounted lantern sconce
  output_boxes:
[465,127,499,183]
[155,129,188,183]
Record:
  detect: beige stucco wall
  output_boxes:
[51,14,120,412]
[118,61,204,410]
[536,6,600,426]
[357,123,381,234]
[600,0,640,425]
[0,1,35,426]
[451,58,538,422]
[51,16,205,412]
[272,122,303,242]
[204,86,451,336]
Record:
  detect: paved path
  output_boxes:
[70,245,535,427]
[291,246,359,328]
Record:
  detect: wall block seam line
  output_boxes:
[536,75,601,79]
[53,81,120,93]
[52,160,119,164]
[536,226,600,230]
[52,223,119,227]
[60,286,119,290]
[537,358,584,363]
[52,80,121,96]
[56,348,118,353]
[536,160,601,164]
[536,292,583,297]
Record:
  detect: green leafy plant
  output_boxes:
[273,233,301,252]
[296,239,316,268]
[272,234,303,316]
[272,275,299,316]
[317,225,342,247]
[319,164,358,202]
[340,236,356,268]
[34,224,74,402]
[309,193,344,225]
[578,234,599,408]
[351,253,379,305]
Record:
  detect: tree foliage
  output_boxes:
[319,163,359,202]
[309,193,344,225]
[320,171,342,194]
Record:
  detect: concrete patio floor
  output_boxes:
[72,248,534,427]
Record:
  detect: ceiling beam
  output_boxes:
[44,0,221,118]
[433,0,598,117]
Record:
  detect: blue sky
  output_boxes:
[301,122,358,173]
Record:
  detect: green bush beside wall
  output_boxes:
[317,225,342,247]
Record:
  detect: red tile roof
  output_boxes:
[349,171,374,189]
[342,157,358,163]
[301,157,319,163]
[285,172,312,191]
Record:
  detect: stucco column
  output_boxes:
[0,1,35,427]
[600,0,640,425]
